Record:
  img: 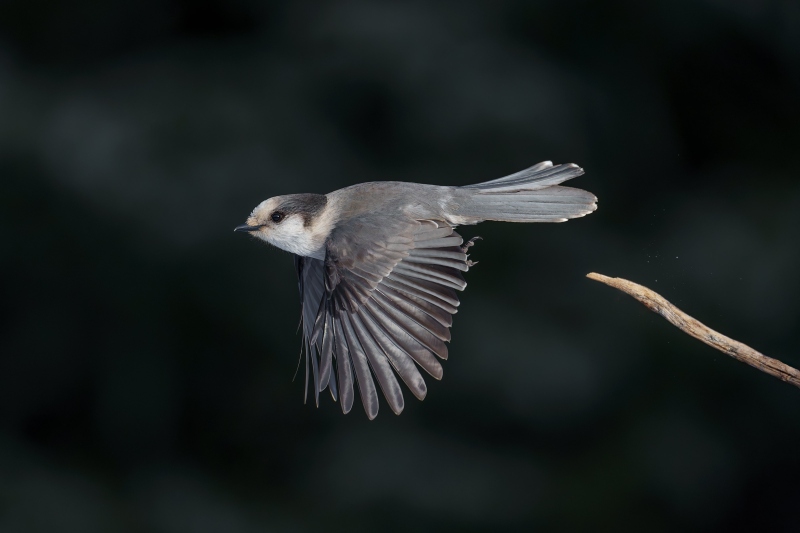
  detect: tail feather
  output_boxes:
[454,161,597,223]
[463,161,584,192]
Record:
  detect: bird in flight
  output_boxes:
[236,161,596,418]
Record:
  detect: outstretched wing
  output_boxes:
[295,215,477,419]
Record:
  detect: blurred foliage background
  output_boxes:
[1,1,799,531]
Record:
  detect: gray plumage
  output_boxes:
[236,161,597,419]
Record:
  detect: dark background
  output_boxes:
[1,1,799,531]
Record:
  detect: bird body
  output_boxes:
[236,161,596,418]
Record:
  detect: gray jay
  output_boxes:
[235,161,596,419]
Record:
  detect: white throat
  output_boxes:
[258,213,334,259]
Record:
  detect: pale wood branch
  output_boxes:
[587,272,800,389]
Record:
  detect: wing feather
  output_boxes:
[370,290,449,360]
[380,276,459,314]
[340,312,379,420]
[372,287,451,341]
[408,248,468,261]
[405,253,470,271]
[334,318,355,414]
[413,226,455,241]
[359,306,427,400]
[392,262,467,290]
[363,299,444,380]
[350,312,405,415]
[413,236,464,249]
[295,217,475,418]
[377,284,453,328]
[317,308,334,393]
[385,272,461,307]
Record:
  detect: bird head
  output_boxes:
[235,193,329,257]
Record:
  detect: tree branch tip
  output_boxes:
[585,270,800,390]
[586,272,611,283]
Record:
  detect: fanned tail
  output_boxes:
[455,161,597,223]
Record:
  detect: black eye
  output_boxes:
[271,211,284,223]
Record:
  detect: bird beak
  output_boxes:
[234,224,261,233]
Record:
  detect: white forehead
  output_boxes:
[251,197,281,217]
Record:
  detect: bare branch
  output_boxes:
[587,272,800,389]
